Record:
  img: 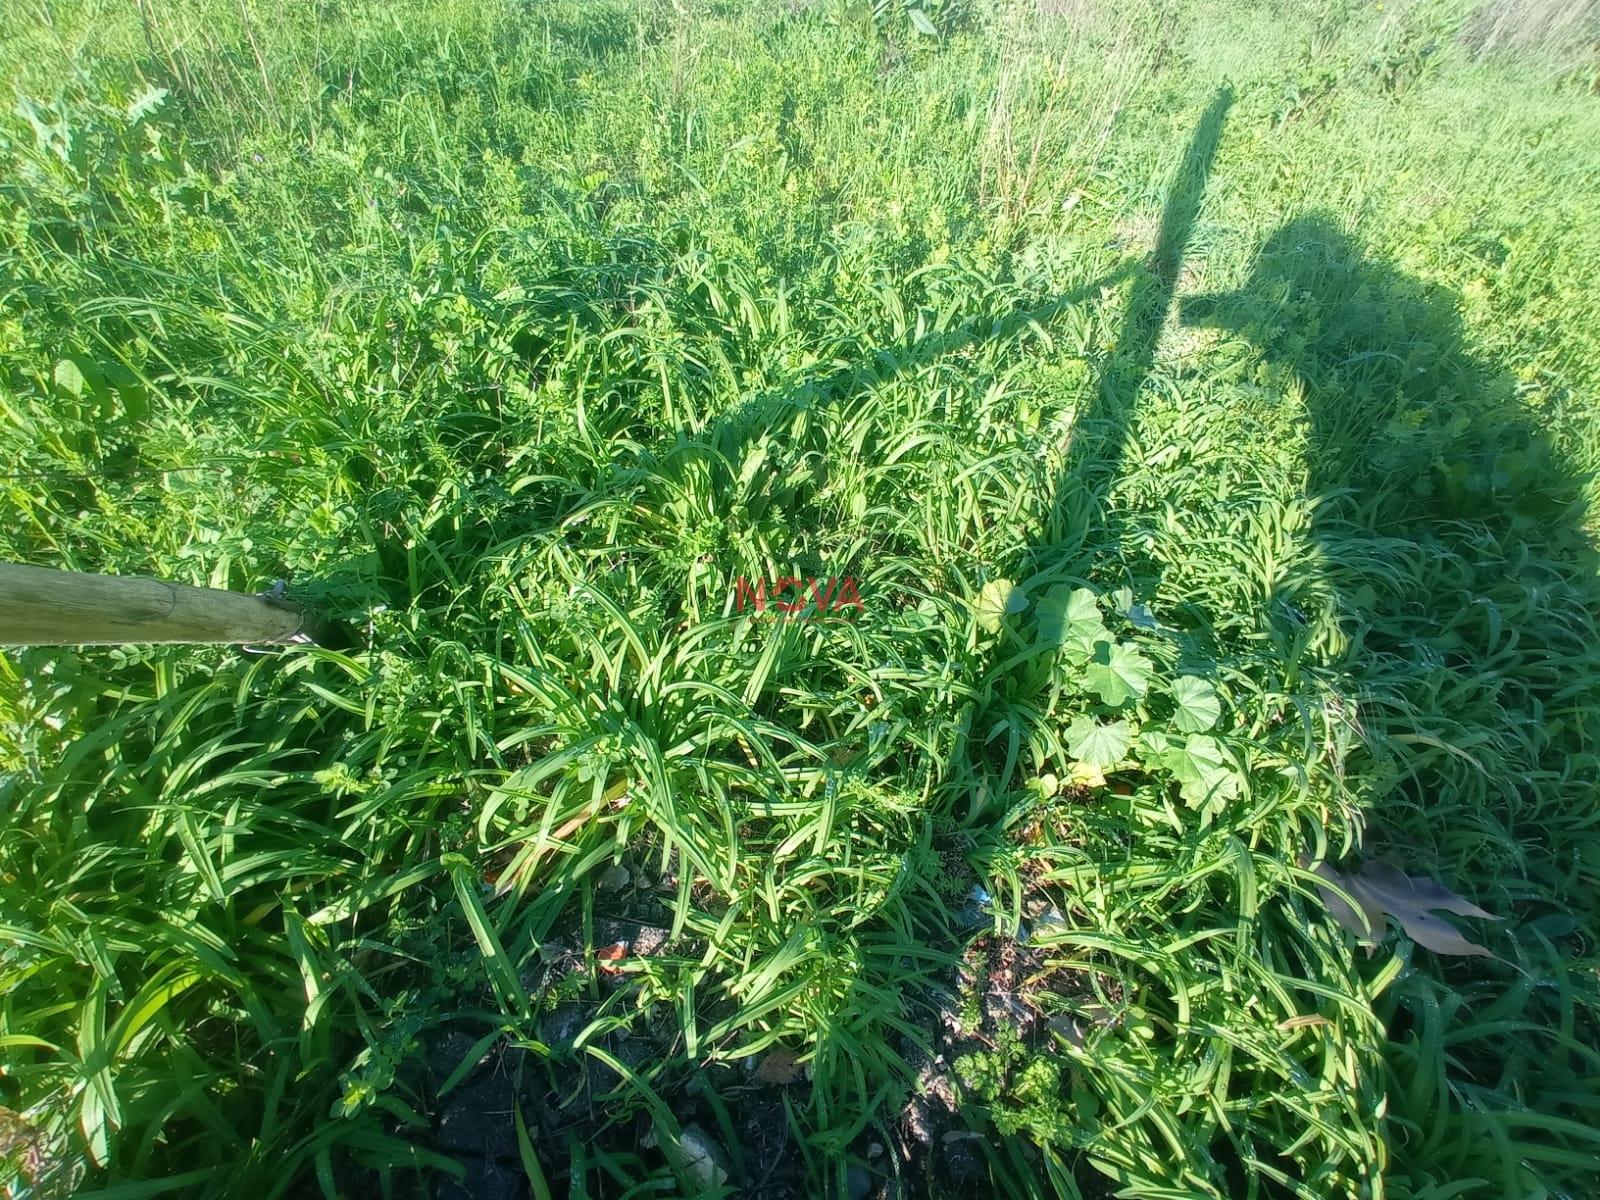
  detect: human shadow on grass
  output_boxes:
[947,84,1234,778]
[1179,217,1600,1182]
[889,90,1236,1198]
[1182,216,1600,887]
[935,111,1600,1197]
[687,84,1231,632]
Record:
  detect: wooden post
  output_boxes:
[0,562,308,646]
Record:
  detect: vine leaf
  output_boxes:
[1161,733,1238,811]
[1083,640,1153,707]
[1037,585,1105,655]
[1170,676,1221,732]
[1064,716,1132,770]
[975,578,1027,633]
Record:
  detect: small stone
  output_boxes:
[536,1002,588,1049]
[847,1163,874,1199]
[593,919,669,957]
[941,1133,984,1183]
[982,990,1032,1031]
[431,1156,525,1200]
[1047,1013,1088,1050]
[678,1123,730,1190]
[631,924,669,956]
[426,1031,488,1085]
[436,1072,519,1161]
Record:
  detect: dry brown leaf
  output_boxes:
[753,1045,803,1085]
[1313,859,1501,957]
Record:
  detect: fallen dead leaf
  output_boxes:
[753,1045,803,1085]
[1313,859,1500,957]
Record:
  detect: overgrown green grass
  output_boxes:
[3,0,1599,1197]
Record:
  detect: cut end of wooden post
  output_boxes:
[0,562,315,647]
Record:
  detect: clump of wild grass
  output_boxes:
[1463,0,1600,56]
[2,0,1599,1198]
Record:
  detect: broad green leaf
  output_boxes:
[1038,585,1106,655]
[1139,729,1173,756]
[975,577,1027,633]
[907,7,939,36]
[126,85,170,122]
[1083,640,1152,707]
[1162,734,1239,811]
[1170,676,1221,732]
[1064,716,1132,769]
[54,357,86,398]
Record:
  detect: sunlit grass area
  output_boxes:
[3,0,1599,1196]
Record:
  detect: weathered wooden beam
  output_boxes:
[0,562,308,646]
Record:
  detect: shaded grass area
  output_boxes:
[2,0,1599,1196]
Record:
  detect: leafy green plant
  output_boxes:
[1,0,1598,1197]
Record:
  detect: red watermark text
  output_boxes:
[734,575,865,619]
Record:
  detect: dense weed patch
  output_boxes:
[2,0,1599,1196]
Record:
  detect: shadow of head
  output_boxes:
[1179,213,1457,364]
[1180,212,1580,526]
